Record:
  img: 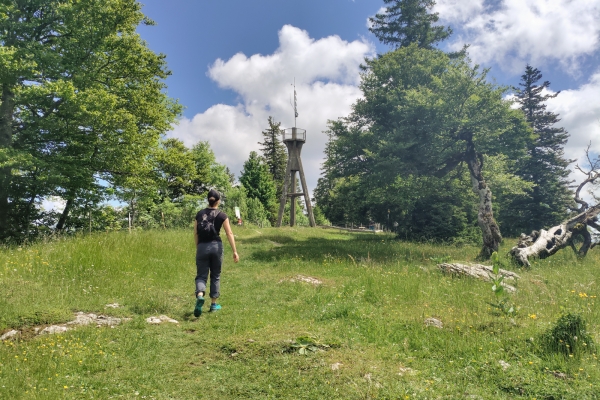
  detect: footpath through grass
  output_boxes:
[1,227,599,399]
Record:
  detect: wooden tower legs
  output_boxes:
[276,154,316,227]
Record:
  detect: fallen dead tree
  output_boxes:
[438,262,520,292]
[510,205,600,267]
[511,148,599,267]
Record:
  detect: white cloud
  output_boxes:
[434,0,485,24]
[366,7,387,29]
[436,0,600,72]
[169,25,374,193]
[546,70,600,168]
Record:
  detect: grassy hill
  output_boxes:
[1,227,599,399]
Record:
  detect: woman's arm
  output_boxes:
[222,218,239,263]
[193,220,199,246]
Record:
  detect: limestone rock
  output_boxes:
[424,317,443,329]
[40,325,69,335]
[0,330,20,341]
[67,312,127,327]
[283,275,323,285]
[331,362,343,371]
[146,315,179,324]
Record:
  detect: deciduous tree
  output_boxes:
[0,0,181,240]
[239,151,277,221]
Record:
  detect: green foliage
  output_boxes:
[540,313,595,358]
[259,116,287,198]
[280,201,310,227]
[240,151,277,221]
[368,0,451,49]
[312,205,330,226]
[221,185,247,223]
[154,138,197,201]
[191,141,233,194]
[498,65,574,236]
[489,252,517,316]
[0,0,182,242]
[289,336,331,355]
[317,45,531,250]
[246,197,271,227]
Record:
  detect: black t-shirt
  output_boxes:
[195,208,228,242]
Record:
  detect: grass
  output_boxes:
[1,226,599,399]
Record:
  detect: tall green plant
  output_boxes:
[240,151,277,221]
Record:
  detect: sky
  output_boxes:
[136,0,600,196]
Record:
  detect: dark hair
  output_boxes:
[207,189,220,207]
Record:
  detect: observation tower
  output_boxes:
[276,83,316,227]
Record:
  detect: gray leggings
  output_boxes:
[195,241,223,298]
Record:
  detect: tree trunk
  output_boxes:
[0,83,15,239]
[510,204,600,267]
[56,197,75,231]
[438,262,519,292]
[466,144,502,260]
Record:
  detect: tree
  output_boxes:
[511,146,599,266]
[369,0,451,49]
[500,65,573,235]
[0,0,181,240]
[190,141,232,194]
[154,138,197,202]
[239,151,277,221]
[259,116,287,197]
[327,45,530,258]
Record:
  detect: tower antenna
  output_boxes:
[290,78,298,128]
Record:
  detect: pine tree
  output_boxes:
[369,0,451,49]
[501,65,573,235]
[258,116,287,197]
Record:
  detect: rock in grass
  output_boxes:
[498,360,510,370]
[282,275,323,285]
[398,366,415,376]
[424,317,443,329]
[0,330,20,341]
[40,325,70,335]
[146,315,179,324]
[68,312,127,327]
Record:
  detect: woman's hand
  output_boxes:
[233,251,239,263]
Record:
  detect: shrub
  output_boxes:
[540,313,594,357]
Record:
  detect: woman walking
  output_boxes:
[193,189,239,316]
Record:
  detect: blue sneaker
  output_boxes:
[194,296,205,317]
[209,304,221,312]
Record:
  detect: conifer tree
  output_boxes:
[258,117,287,197]
[369,0,451,49]
[500,65,573,235]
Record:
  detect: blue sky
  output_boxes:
[136,0,600,193]
[137,0,386,116]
